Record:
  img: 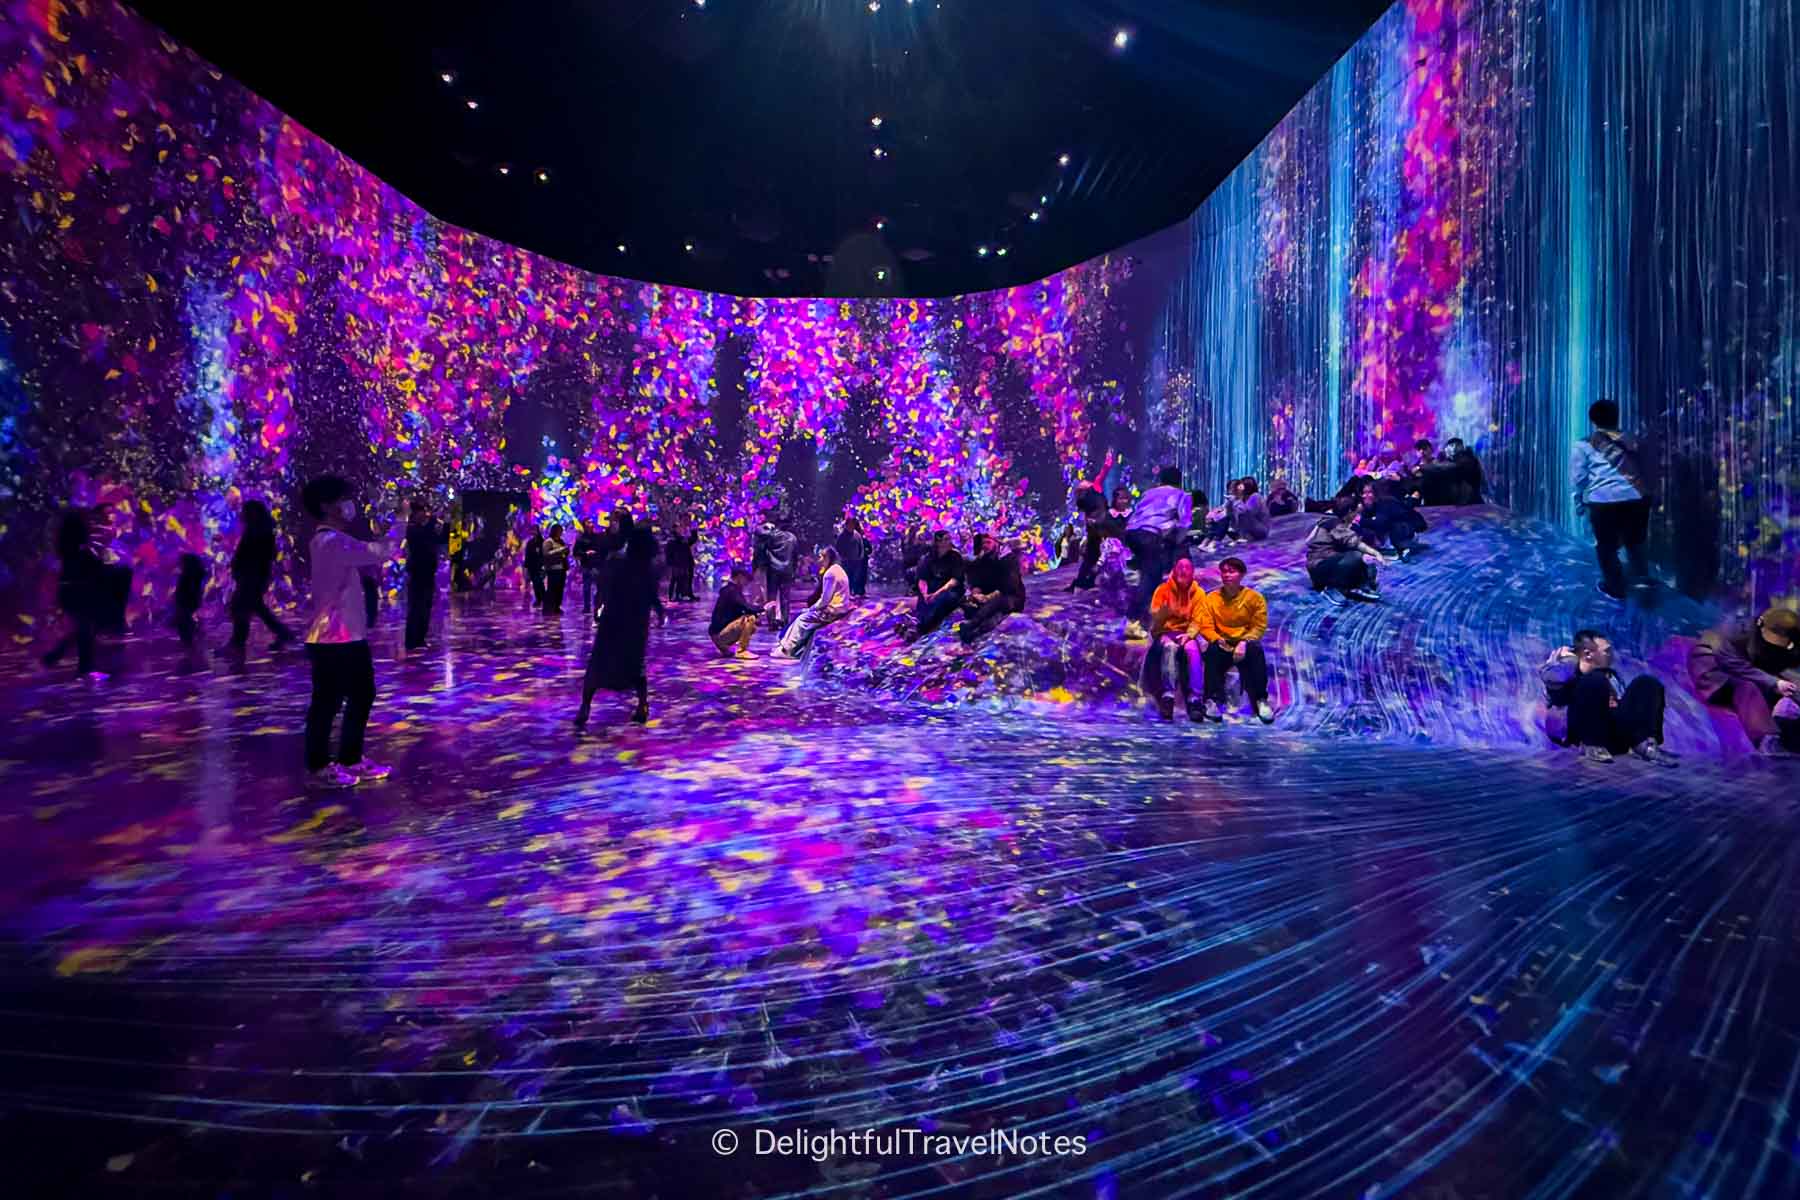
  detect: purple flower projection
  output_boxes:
[0,0,1129,627]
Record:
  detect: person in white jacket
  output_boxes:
[1570,399,1653,600]
[300,475,399,788]
[774,546,851,660]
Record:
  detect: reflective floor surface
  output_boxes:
[2,593,1797,1198]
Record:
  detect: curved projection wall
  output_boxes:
[2,0,1796,622]
[1147,0,1799,608]
[0,0,1150,616]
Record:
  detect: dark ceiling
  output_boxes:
[127,0,1392,299]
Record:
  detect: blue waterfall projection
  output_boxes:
[1139,0,1800,608]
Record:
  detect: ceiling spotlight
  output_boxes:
[875,218,887,231]
[535,169,549,182]
[868,0,880,11]
[997,247,1009,257]
[694,0,705,6]
[1113,29,1131,49]
[976,245,990,258]
[684,241,695,253]
[465,98,480,110]
[872,146,887,159]
[439,71,456,85]
[496,164,511,176]
[875,268,889,282]
[1040,194,1049,204]
[1029,210,1042,222]
[616,244,627,254]
[869,115,884,129]
[1058,153,1071,167]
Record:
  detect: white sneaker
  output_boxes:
[308,765,357,789]
[1255,700,1274,724]
[343,760,392,781]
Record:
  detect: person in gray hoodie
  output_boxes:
[1304,495,1390,603]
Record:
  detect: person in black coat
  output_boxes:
[665,521,699,602]
[42,510,107,678]
[576,527,665,730]
[958,534,1027,645]
[835,516,872,598]
[227,499,293,652]
[403,500,446,650]
[523,526,546,609]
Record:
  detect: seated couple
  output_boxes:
[909,531,1027,646]
[1540,629,1680,766]
[1689,606,1800,757]
[1146,556,1275,725]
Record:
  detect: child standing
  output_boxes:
[300,476,398,789]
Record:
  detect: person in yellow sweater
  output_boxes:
[1194,556,1274,724]
[1148,556,1207,720]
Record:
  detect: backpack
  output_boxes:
[1588,431,1659,501]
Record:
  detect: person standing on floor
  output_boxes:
[542,523,570,615]
[1122,466,1193,640]
[173,552,207,670]
[300,476,398,788]
[523,524,547,609]
[836,515,872,599]
[1571,399,1655,601]
[403,500,445,651]
[41,509,107,680]
[226,499,294,654]
[754,514,800,628]
[576,526,665,730]
[664,519,698,602]
[448,516,472,593]
[574,519,605,613]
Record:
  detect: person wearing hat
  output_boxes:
[1688,607,1800,757]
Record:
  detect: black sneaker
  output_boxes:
[1323,588,1350,607]
[1348,586,1382,602]
[1187,700,1207,723]
[1158,693,1176,721]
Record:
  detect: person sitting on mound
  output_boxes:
[959,533,1027,645]
[1148,556,1206,721]
[1305,496,1390,603]
[774,546,851,661]
[1265,478,1300,518]
[1354,479,1429,559]
[1195,556,1274,724]
[909,530,966,641]
[709,565,765,659]
[1688,607,1800,757]
[1540,629,1679,766]
[1070,450,1124,591]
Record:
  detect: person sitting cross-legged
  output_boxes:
[1540,629,1679,766]
[1194,556,1274,724]
[708,565,765,659]
[1148,557,1206,721]
[773,546,851,661]
[907,530,966,642]
[1687,607,1800,758]
[958,533,1026,646]
[1305,495,1391,603]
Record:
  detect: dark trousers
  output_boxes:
[526,568,545,608]
[847,560,868,597]
[1202,641,1270,704]
[1389,522,1421,551]
[1125,529,1172,623]
[545,570,568,614]
[44,616,98,674]
[362,578,378,629]
[959,594,1017,644]
[1077,516,1127,583]
[668,564,695,601]
[404,575,434,648]
[765,570,793,625]
[174,606,199,646]
[1309,552,1372,592]
[1567,672,1664,751]
[1705,680,1798,746]
[305,641,375,770]
[451,551,470,593]
[229,584,292,646]
[1589,498,1651,595]
[915,583,965,638]
[582,568,602,612]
